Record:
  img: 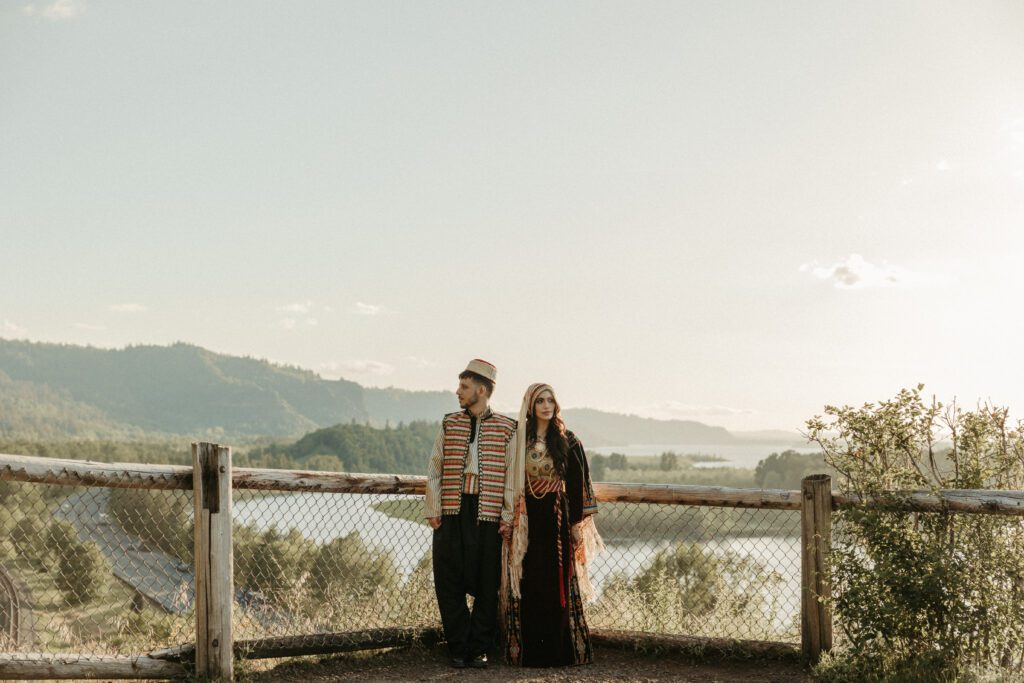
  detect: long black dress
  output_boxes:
[505,431,597,667]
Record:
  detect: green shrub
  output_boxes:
[46,518,79,558]
[11,515,50,569]
[591,541,785,640]
[56,539,109,605]
[659,451,678,471]
[807,385,1024,680]
[308,532,399,603]
[236,527,315,603]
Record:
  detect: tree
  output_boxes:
[807,385,1024,680]
[11,515,49,569]
[305,454,343,472]
[633,542,722,614]
[754,450,827,489]
[237,528,315,603]
[46,519,79,559]
[659,451,678,471]
[56,540,109,605]
[308,532,399,603]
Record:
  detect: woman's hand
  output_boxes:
[499,521,512,542]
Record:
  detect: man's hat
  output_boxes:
[464,358,497,383]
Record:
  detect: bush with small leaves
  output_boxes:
[807,385,1024,680]
[56,540,109,606]
[308,532,400,604]
[11,515,50,569]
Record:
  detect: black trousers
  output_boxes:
[432,494,502,658]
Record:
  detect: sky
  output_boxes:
[2,1,1023,432]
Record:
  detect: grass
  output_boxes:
[11,558,192,654]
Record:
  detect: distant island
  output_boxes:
[0,338,804,447]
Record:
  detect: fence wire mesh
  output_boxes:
[0,479,194,660]
[231,490,439,644]
[229,489,803,648]
[0,470,803,669]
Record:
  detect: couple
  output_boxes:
[424,359,604,669]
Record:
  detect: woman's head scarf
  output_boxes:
[501,383,552,600]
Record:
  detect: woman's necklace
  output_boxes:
[527,441,556,499]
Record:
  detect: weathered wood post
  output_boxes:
[192,442,234,682]
[800,474,833,663]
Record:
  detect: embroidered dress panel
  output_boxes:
[527,444,564,496]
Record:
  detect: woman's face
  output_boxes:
[533,390,557,421]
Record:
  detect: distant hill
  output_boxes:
[0,339,453,439]
[560,408,735,446]
[249,420,438,474]
[0,369,150,440]
[0,338,770,447]
[732,429,807,445]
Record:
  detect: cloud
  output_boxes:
[1,320,27,337]
[321,359,395,377]
[74,322,106,331]
[406,356,438,369]
[354,302,384,316]
[22,0,84,20]
[631,401,755,421]
[109,303,147,313]
[936,159,952,172]
[799,254,918,290]
[278,317,317,331]
[278,300,313,314]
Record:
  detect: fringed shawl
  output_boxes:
[501,383,604,605]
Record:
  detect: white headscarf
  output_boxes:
[501,383,551,600]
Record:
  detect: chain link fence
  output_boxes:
[0,478,194,662]
[227,489,802,649]
[0,455,804,678]
[231,490,440,646]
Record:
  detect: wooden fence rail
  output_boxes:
[4,451,1024,515]
[3,448,1024,679]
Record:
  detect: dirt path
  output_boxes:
[246,644,811,682]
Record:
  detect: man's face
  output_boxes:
[456,377,483,409]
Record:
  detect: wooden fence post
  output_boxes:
[801,474,833,664]
[193,442,234,682]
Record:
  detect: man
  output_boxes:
[425,359,516,669]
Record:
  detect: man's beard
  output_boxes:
[461,393,479,409]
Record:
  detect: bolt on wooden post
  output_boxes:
[193,442,234,682]
[800,474,833,664]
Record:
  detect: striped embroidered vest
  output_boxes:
[440,409,516,523]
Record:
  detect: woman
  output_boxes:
[500,383,604,667]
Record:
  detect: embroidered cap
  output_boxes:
[464,358,497,383]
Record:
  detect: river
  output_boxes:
[233,491,802,616]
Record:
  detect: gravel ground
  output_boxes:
[245,644,811,682]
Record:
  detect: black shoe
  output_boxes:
[449,657,467,669]
[468,654,488,668]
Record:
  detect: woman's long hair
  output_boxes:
[526,390,569,478]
